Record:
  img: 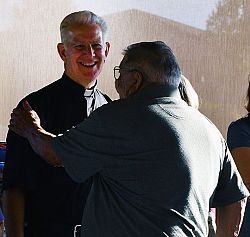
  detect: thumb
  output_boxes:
[23,100,33,112]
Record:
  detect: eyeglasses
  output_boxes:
[113,66,139,80]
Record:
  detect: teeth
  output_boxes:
[80,62,96,67]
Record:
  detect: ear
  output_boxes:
[104,42,110,58]
[57,43,66,62]
[126,71,143,97]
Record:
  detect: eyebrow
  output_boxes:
[71,38,103,45]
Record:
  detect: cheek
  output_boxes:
[64,53,73,64]
[66,49,81,60]
[115,80,119,92]
[115,80,126,98]
[96,49,106,60]
[115,80,122,94]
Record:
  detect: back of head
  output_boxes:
[60,10,108,43]
[123,41,181,87]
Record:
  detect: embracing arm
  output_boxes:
[9,101,61,166]
[26,127,61,166]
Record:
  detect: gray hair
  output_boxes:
[60,10,108,43]
[123,41,181,87]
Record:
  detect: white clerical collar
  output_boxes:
[84,81,97,97]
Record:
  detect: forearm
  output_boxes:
[9,102,62,166]
[28,128,62,166]
[2,188,25,237]
[230,148,250,191]
[216,197,247,237]
[230,148,250,201]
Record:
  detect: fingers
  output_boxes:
[9,110,22,129]
[9,110,28,138]
[8,102,40,139]
[23,100,33,112]
[9,118,15,126]
[9,108,26,134]
[10,109,25,127]
[8,124,26,137]
[8,120,22,136]
[11,108,23,116]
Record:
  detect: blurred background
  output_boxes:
[0,0,249,140]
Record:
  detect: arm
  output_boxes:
[9,101,61,166]
[2,188,25,237]
[216,197,247,237]
[230,147,250,192]
[25,127,61,166]
[216,198,247,237]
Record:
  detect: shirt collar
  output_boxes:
[84,80,97,97]
[61,73,97,97]
[133,84,181,100]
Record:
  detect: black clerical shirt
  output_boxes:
[3,73,111,236]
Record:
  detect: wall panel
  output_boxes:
[0,0,249,140]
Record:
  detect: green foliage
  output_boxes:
[206,0,249,35]
[206,0,250,77]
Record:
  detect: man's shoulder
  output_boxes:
[19,77,65,109]
[227,116,250,148]
[229,116,250,130]
[90,98,141,125]
[96,98,129,110]
[27,77,64,98]
[96,89,112,102]
[228,116,250,138]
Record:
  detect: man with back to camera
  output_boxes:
[2,10,111,237]
[9,41,249,237]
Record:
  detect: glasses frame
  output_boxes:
[113,66,141,80]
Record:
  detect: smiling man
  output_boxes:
[3,11,111,237]
[57,19,110,88]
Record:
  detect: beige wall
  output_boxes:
[0,0,249,140]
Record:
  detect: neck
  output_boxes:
[65,72,97,89]
[83,80,97,89]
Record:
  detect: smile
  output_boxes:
[79,62,97,67]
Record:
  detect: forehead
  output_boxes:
[66,23,103,43]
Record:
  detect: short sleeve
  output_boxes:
[227,119,250,149]
[3,97,49,191]
[3,98,34,190]
[212,141,249,207]
[52,109,110,183]
[2,131,26,190]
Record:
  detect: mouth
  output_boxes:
[79,62,97,68]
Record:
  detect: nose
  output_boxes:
[84,45,95,56]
